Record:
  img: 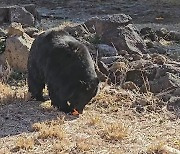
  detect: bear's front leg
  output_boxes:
[48,87,72,113]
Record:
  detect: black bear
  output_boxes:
[27,28,99,114]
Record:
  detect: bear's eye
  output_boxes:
[80,80,86,85]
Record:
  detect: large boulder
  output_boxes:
[0,4,40,26]
[9,6,35,26]
[146,72,180,94]
[84,14,147,56]
[22,4,41,21]
[125,65,157,88]
[2,23,34,72]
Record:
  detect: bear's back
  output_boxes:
[29,28,97,83]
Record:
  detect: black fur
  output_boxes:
[28,28,99,113]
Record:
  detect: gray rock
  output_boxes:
[166,31,180,41]
[9,6,35,26]
[0,5,40,26]
[97,44,117,57]
[140,27,158,41]
[156,90,173,102]
[155,64,180,79]
[167,97,180,112]
[147,73,180,93]
[84,14,147,56]
[148,42,167,54]
[4,32,34,72]
[156,28,169,39]
[22,4,41,21]
[125,70,145,87]
[173,88,180,97]
[126,65,157,88]
[156,87,180,102]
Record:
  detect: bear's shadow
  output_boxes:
[0,100,78,138]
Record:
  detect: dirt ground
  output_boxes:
[0,0,180,154]
[0,85,180,154]
[1,0,180,25]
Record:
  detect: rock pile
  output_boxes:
[64,14,180,112]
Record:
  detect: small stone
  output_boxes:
[152,54,167,65]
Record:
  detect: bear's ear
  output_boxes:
[68,41,79,51]
[67,41,85,55]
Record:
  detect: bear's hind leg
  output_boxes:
[28,71,45,101]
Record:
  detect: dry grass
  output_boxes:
[101,122,128,141]
[146,142,168,154]
[14,136,35,150]
[0,81,30,104]
[87,114,101,126]
[0,148,10,154]
[58,21,77,30]
[0,82,179,153]
[53,140,69,153]
[92,85,163,115]
[38,125,65,140]
[75,139,92,152]
[32,120,66,140]
[93,87,134,112]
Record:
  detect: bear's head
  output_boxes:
[69,77,99,114]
